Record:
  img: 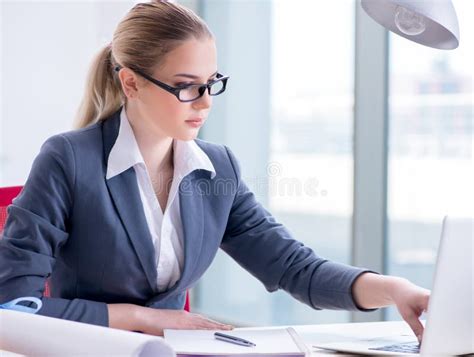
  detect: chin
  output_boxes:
[177,130,200,141]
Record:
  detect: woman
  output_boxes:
[0,1,429,340]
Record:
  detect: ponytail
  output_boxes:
[74,44,123,129]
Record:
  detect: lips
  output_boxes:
[186,118,203,123]
[185,118,204,128]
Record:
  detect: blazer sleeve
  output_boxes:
[220,146,376,311]
[0,134,108,326]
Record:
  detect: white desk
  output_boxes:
[297,320,414,356]
[1,309,415,356]
[238,320,414,356]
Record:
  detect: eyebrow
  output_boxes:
[173,71,218,80]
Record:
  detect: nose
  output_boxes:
[191,90,212,110]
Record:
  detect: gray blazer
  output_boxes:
[0,108,372,326]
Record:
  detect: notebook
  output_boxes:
[164,327,310,356]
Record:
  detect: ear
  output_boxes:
[118,68,141,99]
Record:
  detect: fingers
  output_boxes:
[202,316,234,330]
[196,319,232,330]
[422,292,430,313]
[393,282,430,344]
[144,309,233,335]
[404,313,425,344]
[187,313,233,331]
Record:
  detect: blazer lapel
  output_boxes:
[106,169,158,293]
[178,173,205,286]
[102,110,158,293]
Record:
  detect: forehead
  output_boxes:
[157,38,217,78]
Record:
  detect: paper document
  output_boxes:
[0,350,25,357]
[0,310,175,357]
[164,327,309,356]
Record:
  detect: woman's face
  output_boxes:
[123,37,218,141]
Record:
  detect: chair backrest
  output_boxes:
[0,186,23,234]
[184,292,190,312]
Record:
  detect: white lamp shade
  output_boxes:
[361,0,460,49]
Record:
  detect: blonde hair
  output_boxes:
[74,1,213,129]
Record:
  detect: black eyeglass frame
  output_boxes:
[114,65,229,103]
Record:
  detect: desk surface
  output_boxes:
[0,310,414,357]
[244,320,414,356]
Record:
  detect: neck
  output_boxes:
[125,104,174,174]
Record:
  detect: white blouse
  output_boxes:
[106,108,216,292]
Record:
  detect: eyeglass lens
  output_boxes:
[178,79,225,101]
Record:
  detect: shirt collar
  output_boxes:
[173,138,216,180]
[106,107,216,180]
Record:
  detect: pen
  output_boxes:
[214,332,256,347]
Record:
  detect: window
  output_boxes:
[386,0,473,320]
[196,0,356,326]
[268,0,355,324]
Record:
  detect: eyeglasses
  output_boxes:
[114,66,229,103]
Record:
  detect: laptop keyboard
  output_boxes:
[369,341,420,354]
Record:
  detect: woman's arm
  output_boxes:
[352,272,430,342]
[221,146,430,342]
[0,135,109,326]
[221,146,374,312]
[107,304,233,336]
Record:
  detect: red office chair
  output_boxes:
[0,185,191,311]
[184,291,190,312]
[0,186,23,234]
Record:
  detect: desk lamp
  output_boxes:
[361,0,460,49]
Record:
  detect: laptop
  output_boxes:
[314,217,473,356]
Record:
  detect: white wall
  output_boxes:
[0,1,136,185]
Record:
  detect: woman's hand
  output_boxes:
[108,304,233,336]
[385,277,430,343]
[352,273,430,343]
[136,307,234,336]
